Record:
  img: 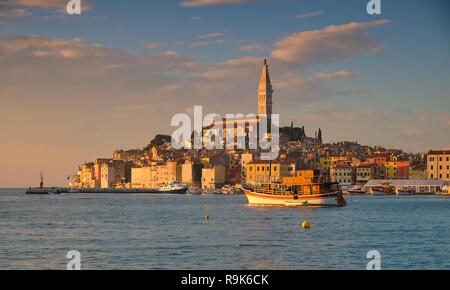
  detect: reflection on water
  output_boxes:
[0,188,449,269]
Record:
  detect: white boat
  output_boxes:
[395,187,415,195]
[346,185,367,195]
[220,185,234,195]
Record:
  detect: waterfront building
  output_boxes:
[155,161,180,186]
[356,164,374,185]
[79,163,95,188]
[245,159,290,185]
[201,165,226,189]
[226,167,242,185]
[101,161,125,188]
[319,155,350,178]
[427,150,450,181]
[396,160,410,179]
[410,164,427,180]
[240,153,254,185]
[181,160,203,187]
[131,166,155,188]
[330,165,355,187]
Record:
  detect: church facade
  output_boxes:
[202,59,276,149]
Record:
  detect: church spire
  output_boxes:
[258,58,272,91]
[257,58,273,119]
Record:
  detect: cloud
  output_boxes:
[199,32,224,39]
[180,0,274,7]
[271,20,391,65]
[404,128,424,137]
[191,42,209,47]
[295,10,323,19]
[419,112,429,121]
[439,114,450,127]
[191,16,201,20]
[143,43,163,49]
[314,70,363,79]
[364,110,374,117]
[236,44,269,51]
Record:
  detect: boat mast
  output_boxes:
[40,172,44,189]
[314,131,317,171]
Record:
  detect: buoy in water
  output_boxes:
[205,215,209,220]
[302,221,311,229]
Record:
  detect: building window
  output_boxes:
[431,174,434,179]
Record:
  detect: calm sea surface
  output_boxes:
[0,188,449,270]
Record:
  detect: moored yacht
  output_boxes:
[154,182,188,194]
[370,183,396,196]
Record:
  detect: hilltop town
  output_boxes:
[71,60,448,190]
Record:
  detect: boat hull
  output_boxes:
[371,190,395,196]
[153,188,187,194]
[396,190,415,195]
[346,190,367,195]
[243,189,345,207]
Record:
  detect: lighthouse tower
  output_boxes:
[257,59,273,128]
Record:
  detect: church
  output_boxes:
[202,59,276,149]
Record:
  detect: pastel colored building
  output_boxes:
[427,150,450,181]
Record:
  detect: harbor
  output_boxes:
[2,187,450,270]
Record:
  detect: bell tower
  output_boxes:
[257,59,273,125]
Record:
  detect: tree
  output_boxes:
[318,128,323,145]
[144,134,172,151]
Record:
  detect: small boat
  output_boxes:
[220,185,234,195]
[232,187,244,195]
[202,188,220,195]
[188,187,202,195]
[370,183,396,196]
[346,185,367,195]
[154,182,188,194]
[396,187,415,195]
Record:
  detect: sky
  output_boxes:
[0,0,449,187]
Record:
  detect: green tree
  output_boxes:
[144,134,172,151]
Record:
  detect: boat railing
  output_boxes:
[251,186,333,196]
